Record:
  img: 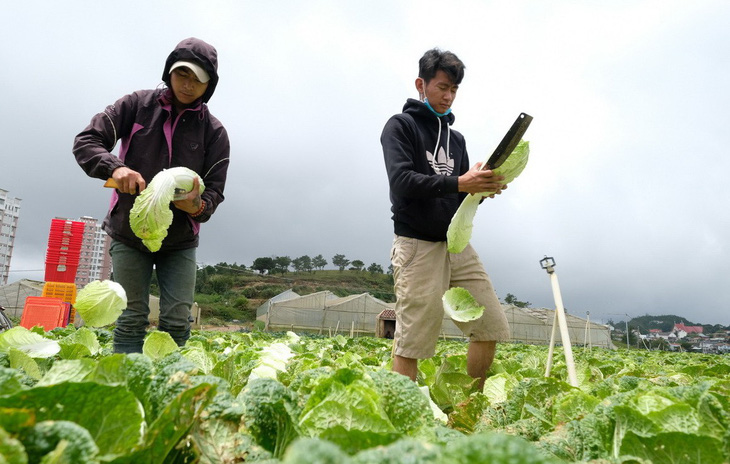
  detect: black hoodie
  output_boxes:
[381,99,470,242]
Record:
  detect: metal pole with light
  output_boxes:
[540,256,578,387]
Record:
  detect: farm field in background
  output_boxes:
[1,327,730,463]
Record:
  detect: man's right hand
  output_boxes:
[111,167,146,195]
[457,162,506,195]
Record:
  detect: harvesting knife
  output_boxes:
[103,178,189,199]
[484,112,533,170]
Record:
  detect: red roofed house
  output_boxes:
[673,323,703,339]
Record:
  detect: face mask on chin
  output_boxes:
[423,97,451,117]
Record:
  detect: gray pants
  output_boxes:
[110,240,197,353]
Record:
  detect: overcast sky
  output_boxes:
[2,0,728,325]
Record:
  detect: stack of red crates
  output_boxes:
[45,219,85,283]
[22,219,86,330]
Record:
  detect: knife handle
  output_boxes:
[104,178,119,189]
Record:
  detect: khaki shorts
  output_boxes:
[390,235,510,359]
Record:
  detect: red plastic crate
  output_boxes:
[45,252,81,265]
[47,248,82,256]
[50,218,85,229]
[62,303,72,326]
[44,263,79,283]
[20,296,68,331]
[47,237,84,247]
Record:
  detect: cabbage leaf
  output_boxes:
[446,140,529,254]
[0,326,61,358]
[442,287,484,322]
[143,330,179,360]
[75,280,127,327]
[129,167,205,252]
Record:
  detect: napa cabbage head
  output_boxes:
[446,140,529,254]
[74,280,127,327]
[129,167,205,252]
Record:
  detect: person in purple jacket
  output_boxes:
[73,37,230,353]
[381,48,510,389]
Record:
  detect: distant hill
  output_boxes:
[192,269,395,324]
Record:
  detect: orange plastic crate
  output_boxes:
[42,282,77,305]
[20,296,69,331]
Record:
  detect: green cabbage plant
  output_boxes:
[130,167,205,252]
[447,140,529,254]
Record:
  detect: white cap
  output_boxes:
[169,60,210,83]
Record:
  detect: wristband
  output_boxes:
[190,200,206,218]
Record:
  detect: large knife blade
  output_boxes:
[483,112,533,170]
[103,177,188,199]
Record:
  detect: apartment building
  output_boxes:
[74,216,112,286]
[0,189,21,285]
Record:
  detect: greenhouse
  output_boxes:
[257,290,392,336]
[510,306,615,349]
[257,290,614,348]
[0,279,44,318]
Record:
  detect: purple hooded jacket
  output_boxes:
[73,38,230,252]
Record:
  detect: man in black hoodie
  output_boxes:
[381,49,510,388]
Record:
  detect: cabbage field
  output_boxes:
[2,326,730,463]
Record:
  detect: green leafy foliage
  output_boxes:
[441,432,563,464]
[19,420,99,463]
[368,369,436,434]
[0,382,144,459]
[0,426,27,464]
[1,329,730,462]
[239,378,301,458]
[281,437,350,464]
[350,437,442,463]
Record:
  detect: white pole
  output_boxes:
[545,308,559,377]
[549,272,579,387]
[586,311,593,349]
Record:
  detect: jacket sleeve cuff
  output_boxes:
[105,158,126,179]
[442,175,459,194]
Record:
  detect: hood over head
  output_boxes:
[162,37,219,103]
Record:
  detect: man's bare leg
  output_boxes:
[467,340,497,390]
[393,354,418,381]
